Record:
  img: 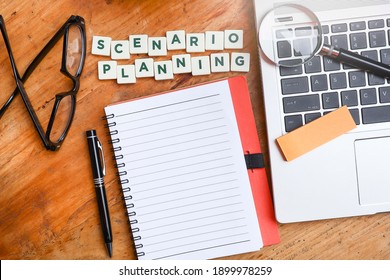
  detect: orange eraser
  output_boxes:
[276,106,357,161]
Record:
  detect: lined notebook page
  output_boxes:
[105,80,262,260]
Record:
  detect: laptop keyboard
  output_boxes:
[277,16,390,132]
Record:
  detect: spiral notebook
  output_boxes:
[104,76,279,260]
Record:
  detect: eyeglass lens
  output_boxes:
[66,24,83,77]
[49,95,74,143]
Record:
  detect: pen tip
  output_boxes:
[106,242,113,258]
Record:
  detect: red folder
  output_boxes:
[228,76,280,246]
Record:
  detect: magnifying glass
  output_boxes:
[258,3,390,77]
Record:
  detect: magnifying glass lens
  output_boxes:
[259,4,323,67]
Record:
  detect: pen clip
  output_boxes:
[97,138,106,176]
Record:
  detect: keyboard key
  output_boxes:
[321,25,330,34]
[348,71,366,87]
[311,74,328,91]
[283,94,321,113]
[350,21,366,31]
[349,109,360,125]
[389,30,390,46]
[295,27,312,36]
[305,112,321,124]
[276,29,293,39]
[368,19,385,29]
[361,50,378,61]
[341,90,358,107]
[323,57,341,71]
[387,18,390,27]
[369,31,386,48]
[350,33,367,50]
[304,56,322,73]
[331,23,348,33]
[279,60,303,76]
[322,92,340,109]
[380,49,390,64]
[331,34,348,49]
[330,73,347,89]
[362,105,390,124]
[281,77,309,95]
[379,86,390,103]
[293,38,312,56]
[360,88,377,105]
[277,40,292,58]
[285,115,303,132]
[368,73,385,86]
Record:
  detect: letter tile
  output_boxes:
[148,37,168,56]
[92,36,112,56]
[135,58,155,78]
[231,52,250,72]
[191,56,211,76]
[117,65,136,84]
[172,54,192,74]
[205,31,224,50]
[154,61,174,81]
[98,61,117,80]
[186,33,205,53]
[211,53,230,73]
[167,30,186,50]
[129,34,148,54]
[111,40,130,60]
[224,30,244,49]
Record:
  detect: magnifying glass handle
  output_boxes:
[321,44,390,78]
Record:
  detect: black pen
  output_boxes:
[86,129,113,258]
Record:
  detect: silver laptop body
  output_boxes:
[254,0,390,222]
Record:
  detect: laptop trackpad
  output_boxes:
[355,137,390,206]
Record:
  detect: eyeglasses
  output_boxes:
[0,15,86,151]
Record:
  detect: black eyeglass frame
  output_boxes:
[0,15,86,151]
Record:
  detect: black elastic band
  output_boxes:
[244,153,265,169]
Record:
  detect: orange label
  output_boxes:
[276,106,357,161]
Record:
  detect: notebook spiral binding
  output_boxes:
[103,113,145,258]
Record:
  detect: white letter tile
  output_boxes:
[92,36,112,56]
[186,33,205,53]
[129,34,148,54]
[191,56,211,76]
[117,65,136,84]
[211,53,230,73]
[167,30,186,50]
[205,31,224,50]
[111,40,130,60]
[154,60,174,81]
[224,30,244,49]
[148,37,168,56]
[231,52,250,72]
[135,58,155,78]
[172,54,192,74]
[98,61,117,80]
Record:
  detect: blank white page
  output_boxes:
[105,80,262,259]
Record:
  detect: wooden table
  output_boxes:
[0,0,389,260]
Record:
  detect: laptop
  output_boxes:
[254,0,390,222]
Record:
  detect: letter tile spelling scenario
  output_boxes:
[92,30,250,83]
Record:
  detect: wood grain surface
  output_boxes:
[0,0,389,260]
